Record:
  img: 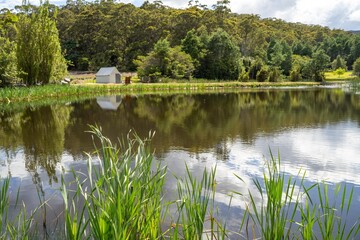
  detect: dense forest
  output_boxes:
[1,0,360,85]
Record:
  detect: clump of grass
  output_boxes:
[314,183,359,240]
[61,126,168,239]
[236,150,360,240]
[0,177,10,236]
[237,150,305,239]
[173,165,226,239]
[0,177,36,239]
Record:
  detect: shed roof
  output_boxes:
[96,67,120,76]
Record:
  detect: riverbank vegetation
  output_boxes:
[2,1,360,86]
[0,127,359,239]
[0,81,324,103]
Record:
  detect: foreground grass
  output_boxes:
[0,81,323,103]
[1,128,359,239]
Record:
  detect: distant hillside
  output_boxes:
[349,30,360,34]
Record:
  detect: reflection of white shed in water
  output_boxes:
[96,96,122,110]
[96,67,121,84]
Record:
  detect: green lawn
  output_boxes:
[324,71,356,81]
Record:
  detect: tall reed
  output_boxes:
[313,183,359,240]
[0,177,35,239]
[236,150,360,240]
[173,165,225,239]
[61,126,167,239]
[237,150,304,239]
[0,177,10,237]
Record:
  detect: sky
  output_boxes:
[1,0,360,30]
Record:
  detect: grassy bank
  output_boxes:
[324,71,356,81]
[0,81,324,103]
[1,127,359,239]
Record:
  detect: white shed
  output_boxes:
[96,67,122,84]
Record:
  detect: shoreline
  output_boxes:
[0,81,346,104]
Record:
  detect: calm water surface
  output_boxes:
[1,87,360,236]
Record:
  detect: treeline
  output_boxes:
[2,0,360,85]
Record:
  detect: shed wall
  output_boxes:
[96,75,111,83]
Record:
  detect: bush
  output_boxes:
[77,57,90,71]
[289,68,302,81]
[268,67,282,82]
[256,66,269,82]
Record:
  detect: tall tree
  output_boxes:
[181,28,207,77]
[310,49,330,81]
[201,28,240,80]
[353,58,360,76]
[213,0,231,27]
[349,34,360,68]
[17,1,67,85]
[0,11,19,86]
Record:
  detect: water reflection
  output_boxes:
[0,105,73,183]
[96,95,122,110]
[0,88,360,235]
[1,88,360,183]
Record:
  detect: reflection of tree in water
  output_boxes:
[215,141,231,161]
[134,95,198,134]
[61,89,360,161]
[21,105,73,184]
[0,111,23,160]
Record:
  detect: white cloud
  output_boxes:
[349,9,360,22]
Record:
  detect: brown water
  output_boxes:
[1,87,360,236]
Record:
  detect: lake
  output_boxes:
[1,86,360,237]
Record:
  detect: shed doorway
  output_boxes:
[115,73,121,83]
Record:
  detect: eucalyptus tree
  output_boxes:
[233,14,268,61]
[212,0,231,28]
[169,7,203,46]
[16,0,67,85]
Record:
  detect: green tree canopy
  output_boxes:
[309,49,330,81]
[353,58,360,76]
[16,1,68,85]
[331,55,347,70]
[201,28,240,80]
[134,39,194,81]
[0,12,19,86]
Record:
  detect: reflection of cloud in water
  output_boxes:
[255,121,360,185]
[161,121,360,214]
